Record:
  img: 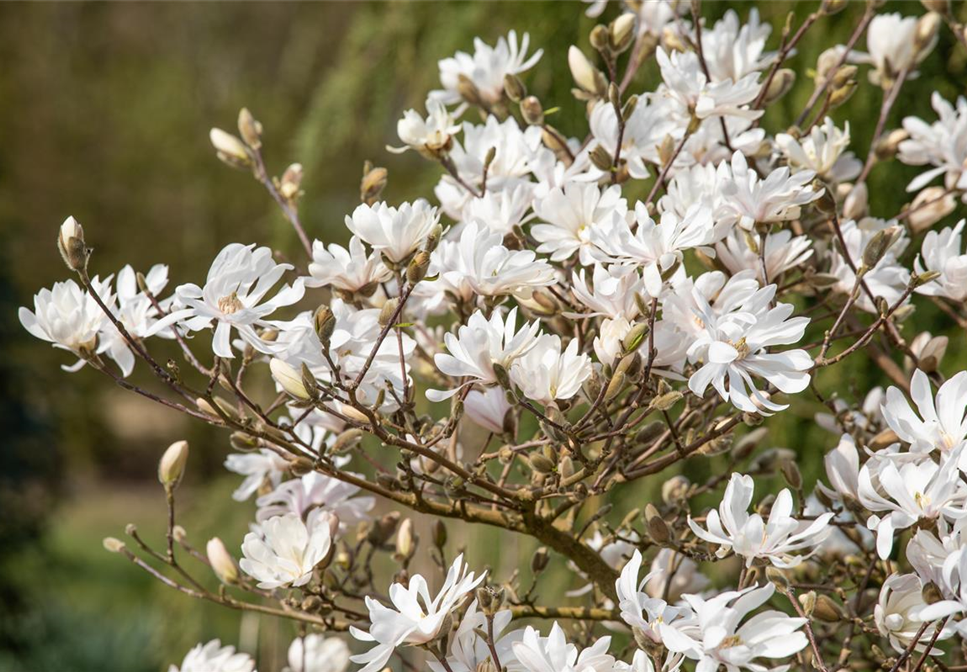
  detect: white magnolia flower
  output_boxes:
[390,98,461,154]
[19,277,110,371]
[255,472,375,530]
[615,549,694,644]
[350,554,485,672]
[655,48,763,121]
[239,512,333,589]
[307,236,392,294]
[881,369,967,454]
[688,473,833,568]
[431,31,543,108]
[428,307,541,401]
[531,183,627,265]
[859,449,967,559]
[645,549,710,603]
[687,283,813,415]
[569,264,643,321]
[714,228,813,284]
[875,573,949,654]
[659,583,808,672]
[914,220,967,301]
[510,334,592,405]
[588,96,682,178]
[283,635,351,672]
[462,183,536,236]
[860,13,937,87]
[225,449,290,501]
[174,243,305,358]
[428,220,556,303]
[699,9,776,83]
[591,204,715,297]
[828,217,910,313]
[464,386,513,434]
[428,600,519,672]
[899,92,967,193]
[775,117,862,183]
[346,200,440,264]
[594,315,633,367]
[512,622,620,672]
[168,640,255,672]
[660,270,759,343]
[816,433,863,504]
[657,162,725,233]
[718,152,821,231]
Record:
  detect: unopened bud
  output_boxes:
[280,163,303,201]
[799,590,817,616]
[590,24,610,54]
[209,128,252,168]
[862,226,901,269]
[661,475,690,504]
[843,182,868,220]
[813,594,844,621]
[158,440,189,489]
[395,518,416,562]
[57,216,89,272]
[590,144,614,171]
[270,358,311,400]
[828,81,857,109]
[237,108,262,150]
[605,371,627,401]
[922,581,944,605]
[644,503,670,543]
[333,428,364,454]
[530,453,555,474]
[765,567,790,594]
[875,129,909,161]
[531,546,550,573]
[623,322,649,353]
[407,250,431,284]
[432,520,448,548]
[821,0,848,14]
[921,0,950,16]
[504,73,527,102]
[379,298,400,327]
[780,460,803,489]
[207,537,239,584]
[360,166,388,204]
[763,69,796,105]
[915,13,942,53]
[314,305,336,346]
[649,391,683,412]
[103,537,126,553]
[521,96,544,126]
[610,13,636,53]
[568,46,606,96]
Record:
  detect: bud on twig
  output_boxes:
[360,165,388,204]
[207,537,239,584]
[58,216,89,273]
[862,226,901,270]
[521,96,544,126]
[270,358,312,400]
[210,128,252,168]
[237,108,262,150]
[158,440,189,489]
[504,73,527,102]
[407,250,431,284]
[314,305,336,347]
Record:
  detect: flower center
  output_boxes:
[218,292,243,315]
[728,337,751,360]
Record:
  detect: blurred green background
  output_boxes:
[1,2,965,670]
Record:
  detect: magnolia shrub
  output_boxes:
[20,1,967,671]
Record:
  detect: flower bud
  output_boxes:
[568,46,606,96]
[649,391,683,412]
[821,0,848,14]
[661,475,690,504]
[504,73,527,102]
[209,128,252,168]
[529,453,555,474]
[379,298,400,328]
[780,460,802,489]
[590,144,614,171]
[207,537,239,584]
[279,163,303,201]
[158,440,189,490]
[314,305,336,346]
[921,0,950,15]
[762,69,796,106]
[907,186,956,233]
[843,182,868,220]
[395,518,416,562]
[915,12,942,54]
[644,503,670,544]
[58,216,89,273]
[609,13,636,53]
[813,595,844,622]
[521,96,544,126]
[432,520,448,548]
[531,546,550,573]
[270,358,311,400]
[862,226,901,269]
[103,537,126,553]
[360,165,388,204]
[237,108,262,150]
[874,129,909,161]
[766,567,791,594]
[590,24,610,54]
[407,250,431,284]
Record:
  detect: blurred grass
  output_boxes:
[1,1,966,670]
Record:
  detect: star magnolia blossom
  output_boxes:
[686,282,813,415]
[688,473,833,568]
[874,573,950,653]
[19,277,110,371]
[615,549,694,644]
[390,98,461,155]
[350,554,485,672]
[660,583,808,672]
[239,512,334,589]
[512,623,621,672]
[255,471,375,530]
[655,48,763,121]
[282,635,351,672]
[428,307,541,401]
[899,92,967,193]
[173,243,305,358]
[427,600,519,672]
[225,449,290,501]
[775,117,862,183]
[431,30,543,108]
[168,640,255,672]
[307,236,392,294]
[345,199,441,264]
[718,152,821,232]
[510,334,592,405]
[880,369,967,454]
[531,183,626,264]
[914,220,967,302]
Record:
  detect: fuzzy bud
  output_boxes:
[531,546,550,573]
[504,74,527,102]
[762,69,796,106]
[103,537,126,553]
[279,163,303,201]
[568,46,606,96]
[407,250,431,284]
[360,166,388,204]
[609,13,636,53]
[207,537,239,584]
[843,182,868,220]
[270,358,311,400]
[521,96,544,126]
[644,503,670,544]
[57,216,89,273]
[209,128,252,168]
[813,595,844,622]
[237,108,262,150]
[314,305,336,346]
[395,518,416,562]
[379,298,400,328]
[590,144,614,171]
[862,226,901,269]
[158,440,189,489]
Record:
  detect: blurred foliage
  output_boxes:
[0,1,965,670]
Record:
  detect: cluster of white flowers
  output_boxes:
[24,2,967,671]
